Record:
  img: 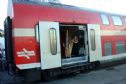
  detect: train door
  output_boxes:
[87,24,102,62]
[36,21,61,70]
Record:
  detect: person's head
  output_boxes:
[73,35,78,43]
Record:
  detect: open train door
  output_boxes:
[37,21,61,69]
[87,24,102,62]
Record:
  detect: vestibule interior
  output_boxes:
[60,25,87,59]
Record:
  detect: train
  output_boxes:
[4,0,126,81]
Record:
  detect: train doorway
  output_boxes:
[60,24,88,66]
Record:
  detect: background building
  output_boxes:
[0,29,4,37]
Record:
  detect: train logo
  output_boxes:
[17,48,35,59]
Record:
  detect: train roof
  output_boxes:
[12,0,126,16]
[11,0,126,28]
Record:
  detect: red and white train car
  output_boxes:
[5,0,126,81]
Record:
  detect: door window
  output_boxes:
[90,29,96,51]
[49,28,57,55]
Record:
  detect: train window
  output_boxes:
[90,29,96,51]
[104,42,112,56]
[49,28,57,55]
[112,16,123,26]
[100,14,109,25]
[116,42,125,54]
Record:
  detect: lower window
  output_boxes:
[104,42,112,56]
[115,42,125,54]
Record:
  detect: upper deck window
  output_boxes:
[112,16,123,26]
[100,14,109,25]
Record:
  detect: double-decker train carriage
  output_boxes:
[4,0,126,81]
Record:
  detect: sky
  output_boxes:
[0,0,7,30]
[61,0,126,15]
[0,0,126,30]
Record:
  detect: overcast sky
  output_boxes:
[0,0,7,30]
[0,0,126,29]
[61,0,126,15]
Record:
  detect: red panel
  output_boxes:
[101,35,126,42]
[12,3,126,30]
[12,3,101,28]
[13,37,40,64]
[101,35,126,56]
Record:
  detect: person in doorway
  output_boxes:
[72,35,79,56]
[65,30,79,58]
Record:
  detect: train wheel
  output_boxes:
[24,69,41,82]
[7,63,16,75]
[43,70,55,81]
[89,61,100,70]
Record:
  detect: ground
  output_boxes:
[0,64,126,84]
